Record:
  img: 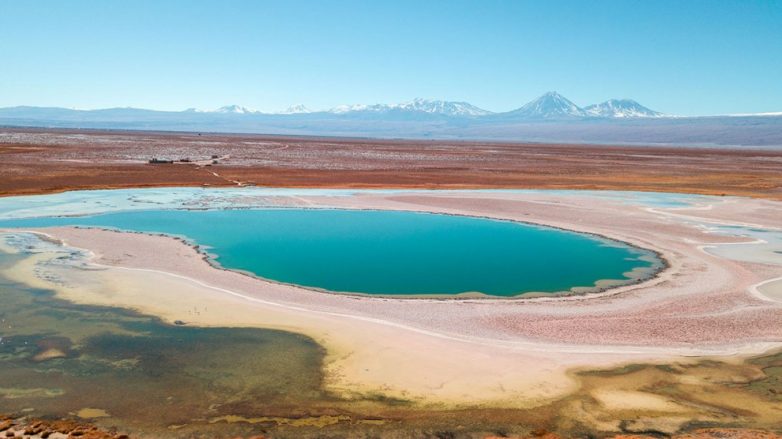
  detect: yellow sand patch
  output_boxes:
[591,389,685,412]
[33,348,67,362]
[76,408,111,419]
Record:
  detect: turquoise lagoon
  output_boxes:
[0,208,658,296]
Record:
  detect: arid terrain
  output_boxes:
[1,127,781,199]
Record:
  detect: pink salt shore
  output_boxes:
[4,191,782,405]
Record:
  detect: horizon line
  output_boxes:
[2,102,782,118]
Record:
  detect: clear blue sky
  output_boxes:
[1,0,780,115]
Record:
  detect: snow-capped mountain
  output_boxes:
[506,92,587,119]
[329,99,491,116]
[584,99,663,118]
[186,95,662,119]
[394,98,492,116]
[214,105,258,114]
[278,104,312,114]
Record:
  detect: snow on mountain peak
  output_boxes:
[394,98,492,116]
[328,99,491,116]
[191,95,662,119]
[508,92,587,118]
[214,105,257,114]
[505,93,663,119]
[584,99,663,118]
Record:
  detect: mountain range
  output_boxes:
[1,92,780,148]
[327,98,494,117]
[163,92,663,119]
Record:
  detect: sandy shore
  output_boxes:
[2,190,782,408]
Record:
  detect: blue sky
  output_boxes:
[1,0,780,115]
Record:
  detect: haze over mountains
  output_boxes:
[1,92,780,148]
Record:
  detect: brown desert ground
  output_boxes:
[1,127,781,199]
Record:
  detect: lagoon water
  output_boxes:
[0,208,655,296]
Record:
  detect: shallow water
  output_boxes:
[0,208,657,296]
[0,187,707,220]
[703,225,782,266]
[2,248,779,438]
[0,250,337,437]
